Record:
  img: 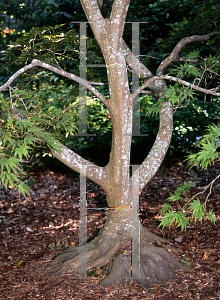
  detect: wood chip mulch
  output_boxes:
[0,159,219,299]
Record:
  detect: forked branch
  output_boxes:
[121,40,152,79]
[80,0,103,24]
[96,0,152,79]
[53,144,109,189]
[134,75,220,100]
[0,59,110,110]
[110,0,130,40]
[157,31,220,76]
[133,101,173,193]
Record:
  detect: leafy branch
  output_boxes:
[0,100,62,196]
[159,181,216,231]
[0,59,109,110]
[186,124,220,169]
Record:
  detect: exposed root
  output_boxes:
[47,231,128,277]
[100,245,189,288]
[47,225,189,288]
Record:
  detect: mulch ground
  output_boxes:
[0,159,219,299]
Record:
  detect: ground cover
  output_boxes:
[0,159,219,299]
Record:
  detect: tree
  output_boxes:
[0,0,220,288]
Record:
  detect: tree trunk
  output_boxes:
[1,0,219,289]
[48,43,187,291]
[49,128,188,287]
[47,0,189,288]
[48,60,187,288]
[48,192,188,288]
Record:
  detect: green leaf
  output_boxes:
[187,142,219,169]
[206,210,216,225]
[14,144,30,159]
[188,199,205,223]
[159,203,171,214]
[167,194,183,201]
[17,182,32,197]
[159,211,190,231]
[167,181,196,201]
[186,124,220,169]
[186,49,200,60]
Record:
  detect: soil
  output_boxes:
[0,159,219,299]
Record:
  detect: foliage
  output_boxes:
[1,1,219,165]
[144,49,220,155]
[0,90,70,196]
[186,124,220,169]
[0,0,220,222]
[158,94,220,230]
[65,98,112,166]
[159,181,216,231]
[134,0,220,65]
[140,92,220,156]
[0,0,85,32]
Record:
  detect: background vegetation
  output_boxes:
[0,0,219,226]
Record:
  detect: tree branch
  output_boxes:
[80,0,109,46]
[161,75,220,96]
[134,75,220,99]
[157,31,220,76]
[53,144,109,190]
[110,0,130,41]
[0,59,110,110]
[80,0,103,24]
[96,1,152,79]
[175,58,200,63]
[88,81,107,85]
[140,90,153,95]
[121,40,153,79]
[133,101,173,193]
